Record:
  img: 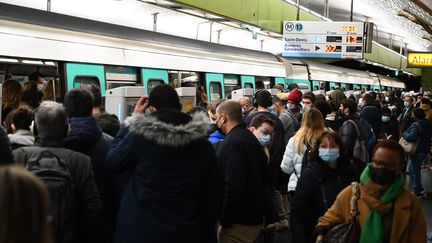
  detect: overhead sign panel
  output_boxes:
[282,21,365,59]
[407,52,432,67]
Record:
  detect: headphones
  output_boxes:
[253,90,273,108]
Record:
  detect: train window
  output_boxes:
[73,76,100,88]
[244,83,254,89]
[147,79,164,94]
[209,81,222,102]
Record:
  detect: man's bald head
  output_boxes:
[216,100,243,123]
[238,97,252,106]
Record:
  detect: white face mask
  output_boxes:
[404,101,411,108]
[37,83,44,91]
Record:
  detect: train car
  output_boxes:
[0,2,286,105]
[0,3,406,109]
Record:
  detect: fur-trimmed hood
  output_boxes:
[125,109,210,147]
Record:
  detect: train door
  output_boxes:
[141,68,168,95]
[312,80,320,91]
[65,63,105,95]
[241,75,256,91]
[206,73,224,103]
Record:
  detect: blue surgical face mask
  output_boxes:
[382,116,390,122]
[319,148,340,163]
[259,134,271,146]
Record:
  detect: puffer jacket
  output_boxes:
[280,137,307,191]
[402,119,432,154]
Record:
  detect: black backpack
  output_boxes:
[22,148,76,243]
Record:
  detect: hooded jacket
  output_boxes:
[8,129,34,149]
[290,157,359,243]
[105,109,222,243]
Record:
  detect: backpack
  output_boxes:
[359,117,377,151]
[22,147,76,243]
[347,120,370,164]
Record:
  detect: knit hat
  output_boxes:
[287,88,302,104]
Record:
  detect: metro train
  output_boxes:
[0,3,405,106]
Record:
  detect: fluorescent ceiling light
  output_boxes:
[221,21,241,28]
[155,0,177,6]
[0,57,19,63]
[22,60,44,65]
[204,13,224,20]
[44,61,56,66]
[178,9,205,18]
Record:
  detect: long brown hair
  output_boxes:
[292,108,325,154]
[2,79,22,108]
[0,166,52,243]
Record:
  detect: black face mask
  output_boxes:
[370,167,398,185]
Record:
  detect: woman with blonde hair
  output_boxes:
[281,108,325,198]
[2,79,22,122]
[0,166,52,243]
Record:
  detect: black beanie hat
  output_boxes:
[148,84,181,111]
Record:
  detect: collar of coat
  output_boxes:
[124,109,210,147]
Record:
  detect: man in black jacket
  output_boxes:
[63,87,119,243]
[216,100,268,243]
[339,99,366,161]
[360,93,381,136]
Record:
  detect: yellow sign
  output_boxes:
[407,52,432,68]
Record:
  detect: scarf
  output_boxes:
[359,164,404,243]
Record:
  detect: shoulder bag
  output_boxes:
[399,123,420,155]
[324,182,360,243]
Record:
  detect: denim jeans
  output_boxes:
[409,152,427,194]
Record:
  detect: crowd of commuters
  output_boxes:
[0,76,431,243]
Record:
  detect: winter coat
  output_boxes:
[280,137,307,192]
[13,140,102,243]
[290,157,359,243]
[399,108,413,133]
[8,129,34,149]
[217,123,268,228]
[338,115,366,159]
[360,104,381,136]
[316,182,426,243]
[379,118,400,141]
[402,119,432,154]
[105,110,222,243]
[64,116,120,243]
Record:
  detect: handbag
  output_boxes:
[399,123,420,155]
[324,182,360,243]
